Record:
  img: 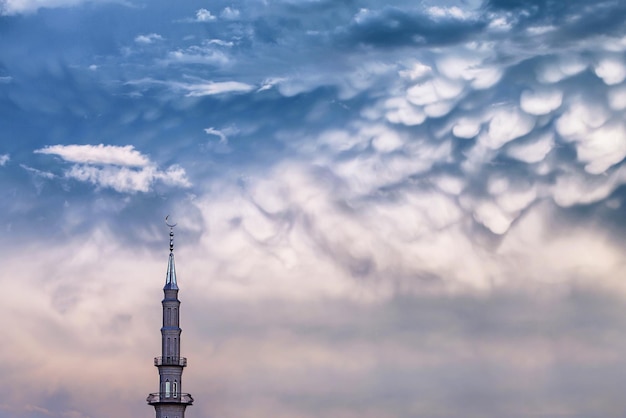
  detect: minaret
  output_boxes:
[147,218,193,418]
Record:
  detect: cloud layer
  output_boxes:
[0,0,626,417]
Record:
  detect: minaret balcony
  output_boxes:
[146,392,194,405]
[154,356,187,366]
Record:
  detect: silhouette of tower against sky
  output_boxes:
[147,218,193,418]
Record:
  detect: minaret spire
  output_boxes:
[165,216,178,290]
[147,216,193,417]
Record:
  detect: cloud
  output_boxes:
[398,62,432,80]
[257,77,287,92]
[20,164,56,179]
[383,97,426,126]
[204,127,232,144]
[535,55,588,83]
[0,0,120,15]
[4,1,626,417]
[35,144,150,167]
[407,77,464,106]
[33,144,190,193]
[575,122,626,174]
[339,6,486,48]
[520,88,563,115]
[427,6,476,20]
[556,99,609,139]
[608,84,626,110]
[552,166,626,207]
[594,57,626,85]
[6,207,626,417]
[208,39,234,47]
[165,46,230,66]
[221,7,240,20]
[506,131,554,163]
[436,52,503,89]
[195,8,216,22]
[183,81,255,97]
[126,77,254,97]
[553,98,626,173]
[65,163,190,193]
[480,107,536,149]
[0,154,9,166]
[134,33,163,44]
[452,118,482,138]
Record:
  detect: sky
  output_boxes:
[1,0,626,417]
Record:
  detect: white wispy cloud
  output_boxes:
[20,164,56,179]
[204,127,228,143]
[184,81,254,96]
[220,7,240,20]
[427,6,476,20]
[166,47,229,66]
[1,0,119,15]
[35,144,150,167]
[162,38,235,65]
[0,154,9,166]
[134,33,163,44]
[33,144,190,193]
[65,163,190,193]
[126,78,255,97]
[208,39,234,47]
[258,77,287,92]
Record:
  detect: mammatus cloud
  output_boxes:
[0,154,9,166]
[34,144,190,193]
[595,57,626,85]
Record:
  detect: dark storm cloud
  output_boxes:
[485,0,626,40]
[239,2,487,50]
[336,6,486,49]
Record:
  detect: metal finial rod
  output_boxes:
[165,215,177,253]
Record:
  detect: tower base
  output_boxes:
[153,403,189,418]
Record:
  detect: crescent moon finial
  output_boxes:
[165,215,177,228]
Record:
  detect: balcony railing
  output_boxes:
[146,392,194,404]
[154,356,187,366]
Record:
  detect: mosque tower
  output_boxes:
[147,218,193,418]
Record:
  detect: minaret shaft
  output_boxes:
[147,220,193,418]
